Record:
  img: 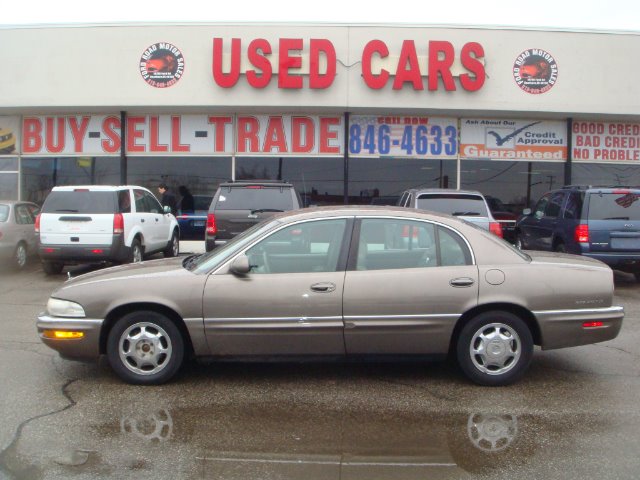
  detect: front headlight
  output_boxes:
[47,298,86,318]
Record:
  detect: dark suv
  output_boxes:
[515,185,640,279]
[205,180,302,251]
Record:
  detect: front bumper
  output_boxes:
[534,305,624,350]
[36,314,103,360]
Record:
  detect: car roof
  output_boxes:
[560,185,640,192]
[51,185,149,192]
[407,188,486,196]
[219,180,294,187]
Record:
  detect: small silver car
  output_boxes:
[37,206,623,386]
[0,200,40,270]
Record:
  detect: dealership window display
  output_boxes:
[235,157,344,206]
[571,163,640,187]
[0,158,18,200]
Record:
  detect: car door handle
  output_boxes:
[310,282,336,293]
[141,219,145,223]
[450,277,475,288]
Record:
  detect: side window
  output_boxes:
[564,192,583,220]
[356,218,437,271]
[438,226,472,266]
[533,195,550,219]
[134,189,148,213]
[144,192,162,214]
[118,190,131,213]
[15,205,33,225]
[545,192,564,218]
[244,219,347,274]
[27,204,40,221]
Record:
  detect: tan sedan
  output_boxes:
[37,206,624,386]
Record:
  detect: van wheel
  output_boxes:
[107,311,184,385]
[13,242,28,270]
[42,261,64,275]
[129,239,143,263]
[456,311,533,386]
[554,242,566,253]
[164,230,179,258]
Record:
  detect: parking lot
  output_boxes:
[1,256,639,479]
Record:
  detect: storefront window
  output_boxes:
[571,163,640,187]
[0,157,19,200]
[460,160,566,213]
[21,157,121,205]
[128,156,232,210]
[235,157,344,206]
[348,158,457,206]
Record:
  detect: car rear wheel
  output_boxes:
[128,239,143,263]
[164,230,179,258]
[42,261,64,275]
[456,311,533,386]
[554,242,566,253]
[107,311,184,385]
[13,242,28,270]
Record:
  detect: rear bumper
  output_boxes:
[38,234,129,264]
[581,252,640,272]
[36,313,103,360]
[534,305,624,350]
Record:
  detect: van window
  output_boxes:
[588,192,640,221]
[42,191,116,214]
[216,186,294,211]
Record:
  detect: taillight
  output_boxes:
[113,213,124,234]
[489,222,503,238]
[35,213,41,233]
[575,224,589,243]
[206,213,217,235]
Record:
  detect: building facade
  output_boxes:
[1,23,639,213]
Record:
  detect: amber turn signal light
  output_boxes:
[42,330,85,339]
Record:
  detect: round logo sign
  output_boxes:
[512,48,558,94]
[139,43,185,88]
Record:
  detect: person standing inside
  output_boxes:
[158,183,178,216]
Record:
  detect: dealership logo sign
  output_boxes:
[140,43,185,88]
[512,48,558,94]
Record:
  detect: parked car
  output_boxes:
[398,188,504,238]
[485,195,518,243]
[37,185,180,275]
[205,180,302,251]
[37,205,623,386]
[0,200,40,270]
[515,185,640,280]
[176,194,212,240]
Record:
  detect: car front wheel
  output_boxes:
[456,311,533,386]
[107,311,184,385]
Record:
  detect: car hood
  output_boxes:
[60,257,189,289]
[526,250,611,270]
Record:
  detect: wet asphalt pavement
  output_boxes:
[0,255,639,479]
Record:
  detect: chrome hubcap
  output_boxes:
[16,245,27,267]
[470,323,521,375]
[119,322,172,376]
[133,245,143,263]
[172,236,179,256]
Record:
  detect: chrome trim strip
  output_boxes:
[532,306,624,317]
[36,314,103,326]
[344,313,460,320]
[204,316,343,329]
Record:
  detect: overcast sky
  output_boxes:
[2,0,639,31]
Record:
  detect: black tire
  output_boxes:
[164,230,179,258]
[13,242,28,270]
[456,311,533,386]
[554,242,566,253]
[128,238,144,264]
[107,310,184,385]
[42,261,64,275]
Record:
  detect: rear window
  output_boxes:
[587,192,640,221]
[215,186,294,211]
[194,196,213,211]
[0,204,8,222]
[416,194,489,217]
[42,191,117,214]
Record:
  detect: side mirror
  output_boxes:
[163,205,172,214]
[522,208,532,216]
[229,255,251,275]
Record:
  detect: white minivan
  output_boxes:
[37,186,180,274]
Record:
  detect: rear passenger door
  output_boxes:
[342,217,478,355]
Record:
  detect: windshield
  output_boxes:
[187,219,281,273]
[0,204,8,222]
[417,194,489,217]
[216,186,293,211]
[42,191,116,214]
[587,192,640,220]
